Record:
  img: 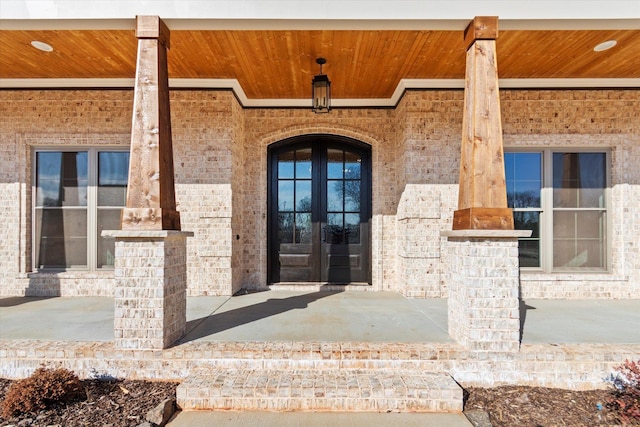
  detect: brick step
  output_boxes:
[177,369,463,412]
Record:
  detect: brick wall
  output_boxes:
[0,88,638,298]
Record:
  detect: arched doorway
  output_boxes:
[268,135,371,285]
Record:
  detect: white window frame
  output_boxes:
[505,147,610,273]
[32,147,129,271]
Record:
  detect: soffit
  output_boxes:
[1,28,639,99]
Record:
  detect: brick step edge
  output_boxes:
[177,369,463,412]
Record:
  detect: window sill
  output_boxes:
[520,270,627,282]
[25,270,115,279]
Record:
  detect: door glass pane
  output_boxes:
[326,213,344,244]
[278,181,294,211]
[295,148,312,179]
[97,208,120,268]
[295,181,312,212]
[345,213,360,244]
[344,180,360,212]
[98,152,129,206]
[553,152,606,208]
[278,151,295,179]
[327,149,343,179]
[278,213,294,244]
[295,213,312,243]
[344,151,361,179]
[327,180,343,211]
[36,151,88,207]
[35,208,87,268]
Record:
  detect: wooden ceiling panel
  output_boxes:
[0,30,136,78]
[1,28,639,98]
[497,30,640,79]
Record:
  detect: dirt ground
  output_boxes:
[0,378,636,427]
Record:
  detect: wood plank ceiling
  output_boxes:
[1,28,639,99]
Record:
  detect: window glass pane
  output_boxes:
[97,208,120,268]
[295,148,312,179]
[98,152,129,206]
[278,151,295,179]
[295,213,312,244]
[327,149,343,179]
[344,151,361,179]
[326,213,344,244]
[278,180,294,212]
[327,180,343,211]
[35,208,87,268]
[553,152,606,208]
[514,211,540,267]
[345,213,360,244]
[36,152,88,207]
[295,181,312,212]
[505,152,541,208]
[518,240,540,268]
[553,210,606,268]
[514,211,540,239]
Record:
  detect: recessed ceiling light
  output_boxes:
[31,40,53,52]
[593,40,617,52]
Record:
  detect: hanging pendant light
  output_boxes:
[312,57,331,113]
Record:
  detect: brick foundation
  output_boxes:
[442,230,529,352]
[105,230,193,349]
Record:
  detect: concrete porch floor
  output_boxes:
[1,290,639,344]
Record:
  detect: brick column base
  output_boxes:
[441,230,530,353]
[103,230,193,350]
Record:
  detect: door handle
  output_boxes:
[322,226,326,242]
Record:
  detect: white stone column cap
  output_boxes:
[102,230,194,238]
[441,229,532,238]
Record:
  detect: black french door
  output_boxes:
[268,136,371,284]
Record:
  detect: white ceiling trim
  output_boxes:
[1,78,638,107]
[2,17,639,31]
[2,1,639,21]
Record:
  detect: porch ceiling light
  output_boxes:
[312,57,331,113]
[31,40,53,52]
[593,40,617,52]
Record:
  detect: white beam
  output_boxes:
[1,78,638,108]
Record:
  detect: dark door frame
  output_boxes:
[267,134,372,285]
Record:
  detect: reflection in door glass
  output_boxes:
[295,213,312,243]
[327,149,343,179]
[344,151,361,179]
[327,213,344,244]
[295,148,312,179]
[344,180,360,212]
[278,151,295,179]
[278,181,294,211]
[295,181,312,211]
[345,213,360,243]
[278,213,294,244]
[327,180,343,211]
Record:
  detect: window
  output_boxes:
[505,150,608,272]
[34,149,129,270]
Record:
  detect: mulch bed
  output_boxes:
[0,378,177,427]
[465,385,632,426]
[0,378,637,426]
